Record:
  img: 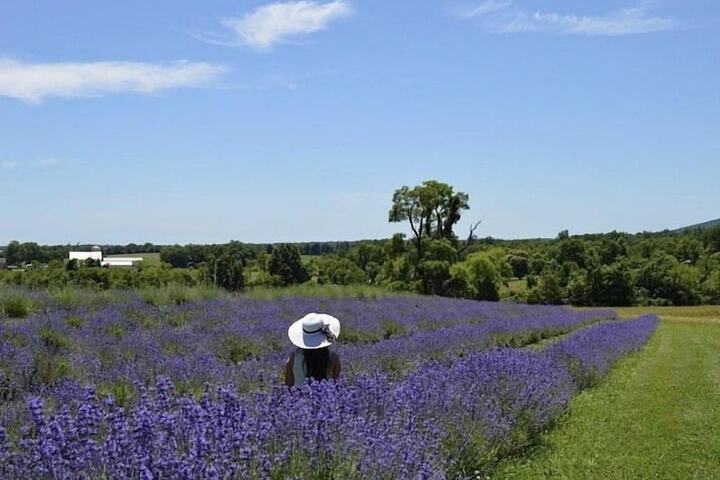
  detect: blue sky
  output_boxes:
[1,0,718,245]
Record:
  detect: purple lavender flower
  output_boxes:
[0,291,659,479]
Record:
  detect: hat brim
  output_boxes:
[288,313,341,349]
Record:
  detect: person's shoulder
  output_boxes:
[329,350,341,362]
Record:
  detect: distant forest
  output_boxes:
[2,181,719,307]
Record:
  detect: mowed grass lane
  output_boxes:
[492,306,720,480]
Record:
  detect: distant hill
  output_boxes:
[672,218,720,233]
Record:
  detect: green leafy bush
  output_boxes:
[39,327,70,354]
[218,335,262,364]
[0,293,38,318]
[33,353,71,385]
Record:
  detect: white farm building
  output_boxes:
[68,245,103,262]
[68,246,144,267]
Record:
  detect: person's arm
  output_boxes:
[285,352,294,387]
[330,352,342,380]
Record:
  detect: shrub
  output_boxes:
[49,287,86,308]
[528,271,564,305]
[703,270,720,304]
[218,335,262,364]
[507,252,529,278]
[636,254,702,305]
[449,250,510,301]
[567,271,592,306]
[33,353,71,385]
[209,254,246,291]
[339,326,381,344]
[379,319,407,339]
[39,327,71,354]
[417,260,451,295]
[592,263,635,306]
[98,381,135,408]
[67,315,85,329]
[0,293,38,318]
[105,323,126,340]
[314,256,366,285]
[267,244,309,286]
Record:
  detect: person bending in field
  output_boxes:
[285,313,342,387]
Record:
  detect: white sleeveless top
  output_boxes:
[292,348,332,386]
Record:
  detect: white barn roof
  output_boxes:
[69,251,103,261]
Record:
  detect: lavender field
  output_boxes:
[0,291,658,479]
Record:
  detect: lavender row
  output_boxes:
[545,313,660,388]
[0,296,613,433]
[0,296,613,401]
[0,315,659,479]
[0,309,612,433]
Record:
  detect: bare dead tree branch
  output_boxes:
[457,220,482,255]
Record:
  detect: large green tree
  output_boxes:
[388,180,471,260]
[4,241,20,265]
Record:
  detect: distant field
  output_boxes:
[493,305,720,479]
[105,252,161,265]
[616,304,720,323]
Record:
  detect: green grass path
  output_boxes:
[492,309,720,480]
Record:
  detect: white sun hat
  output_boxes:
[288,313,341,349]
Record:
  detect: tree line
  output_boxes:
[2,180,719,306]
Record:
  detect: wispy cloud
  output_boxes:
[459,0,512,19]
[0,59,230,103]
[1,158,65,170]
[460,1,678,36]
[200,1,353,51]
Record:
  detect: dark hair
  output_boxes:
[303,347,330,381]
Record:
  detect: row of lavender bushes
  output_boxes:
[0,296,613,412]
[0,315,658,479]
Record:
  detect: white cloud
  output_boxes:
[216,1,352,51]
[0,59,230,103]
[460,0,512,19]
[1,158,64,170]
[461,2,678,36]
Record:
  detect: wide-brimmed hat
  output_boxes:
[288,313,341,349]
